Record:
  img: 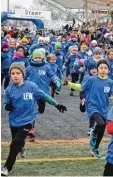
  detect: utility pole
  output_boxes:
[7,0,10,30]
[84,0,88,23]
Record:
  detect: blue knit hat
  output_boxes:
[87,60,97,72]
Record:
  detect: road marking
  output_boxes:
[1,156,104,163]
[1,137,109,145]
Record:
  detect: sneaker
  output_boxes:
[55,91,60,95]
[87,128,94,136]
[90,148,102,158]
[1,166,9,176]
[20,147,26,158]
[89,129,97,148]
[87,130,90,136]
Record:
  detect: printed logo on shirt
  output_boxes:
[60,56,63,59]
[39,70,46,75]
[104,86,110,93]
[23,93,33,100]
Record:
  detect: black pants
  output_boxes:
[89,119,95,129]
[50,82,56,98]
[5,123,32,172]
[91,112,106,149]
[103,162,113,176]
[31,100,46,129]
[71,73,79,91]
[79,72,85,83]
[1,73,10,90]
[37,99,46,114]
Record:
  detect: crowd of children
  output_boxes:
[1,24,113,176]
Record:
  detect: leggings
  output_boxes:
[5,124,32,172]
[1,74,10,89]
[71,73,79,91]
[90,112,106,149]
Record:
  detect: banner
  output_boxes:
[8,9,51,20]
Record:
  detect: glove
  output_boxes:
[55,104,67,113]
[5,103,14,111]
[80,103,85,112]
[54,80,61,89]
[80,99,85,112]
[63,80,68,86]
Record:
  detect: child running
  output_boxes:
[63,60,113,158]
[47,54,62,98]
[1,62,67,176]
[26,49,61,137]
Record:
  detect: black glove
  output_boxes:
[55,104,67,113]
[5,103,14,111]
[80,103,85,113]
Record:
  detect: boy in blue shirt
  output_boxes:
[1,62,67,176]
[63,60,113,158]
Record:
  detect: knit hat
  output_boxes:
[55,42,61,49]
[38,37,45,43]
[81,43,88,48]
[87,60,97,71]
[91,40,97,45]
[9,62,26,78]
[2,42,9,49]
[97,60,109,70]
[45,36,50,43]
[21,37,29,43]
[32,49,44,60]
[93,47,103,55]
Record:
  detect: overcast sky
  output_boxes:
[1,0,33,11]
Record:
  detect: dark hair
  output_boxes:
[107,48,113,56]
[16,46,26,56]
[97,60,109,70]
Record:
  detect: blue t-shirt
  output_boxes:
[82,75,113,119]
[4,81,47,127]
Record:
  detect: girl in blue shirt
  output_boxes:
[1,62,67,176]
[26,49,61,137]
[47,54,62,98]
